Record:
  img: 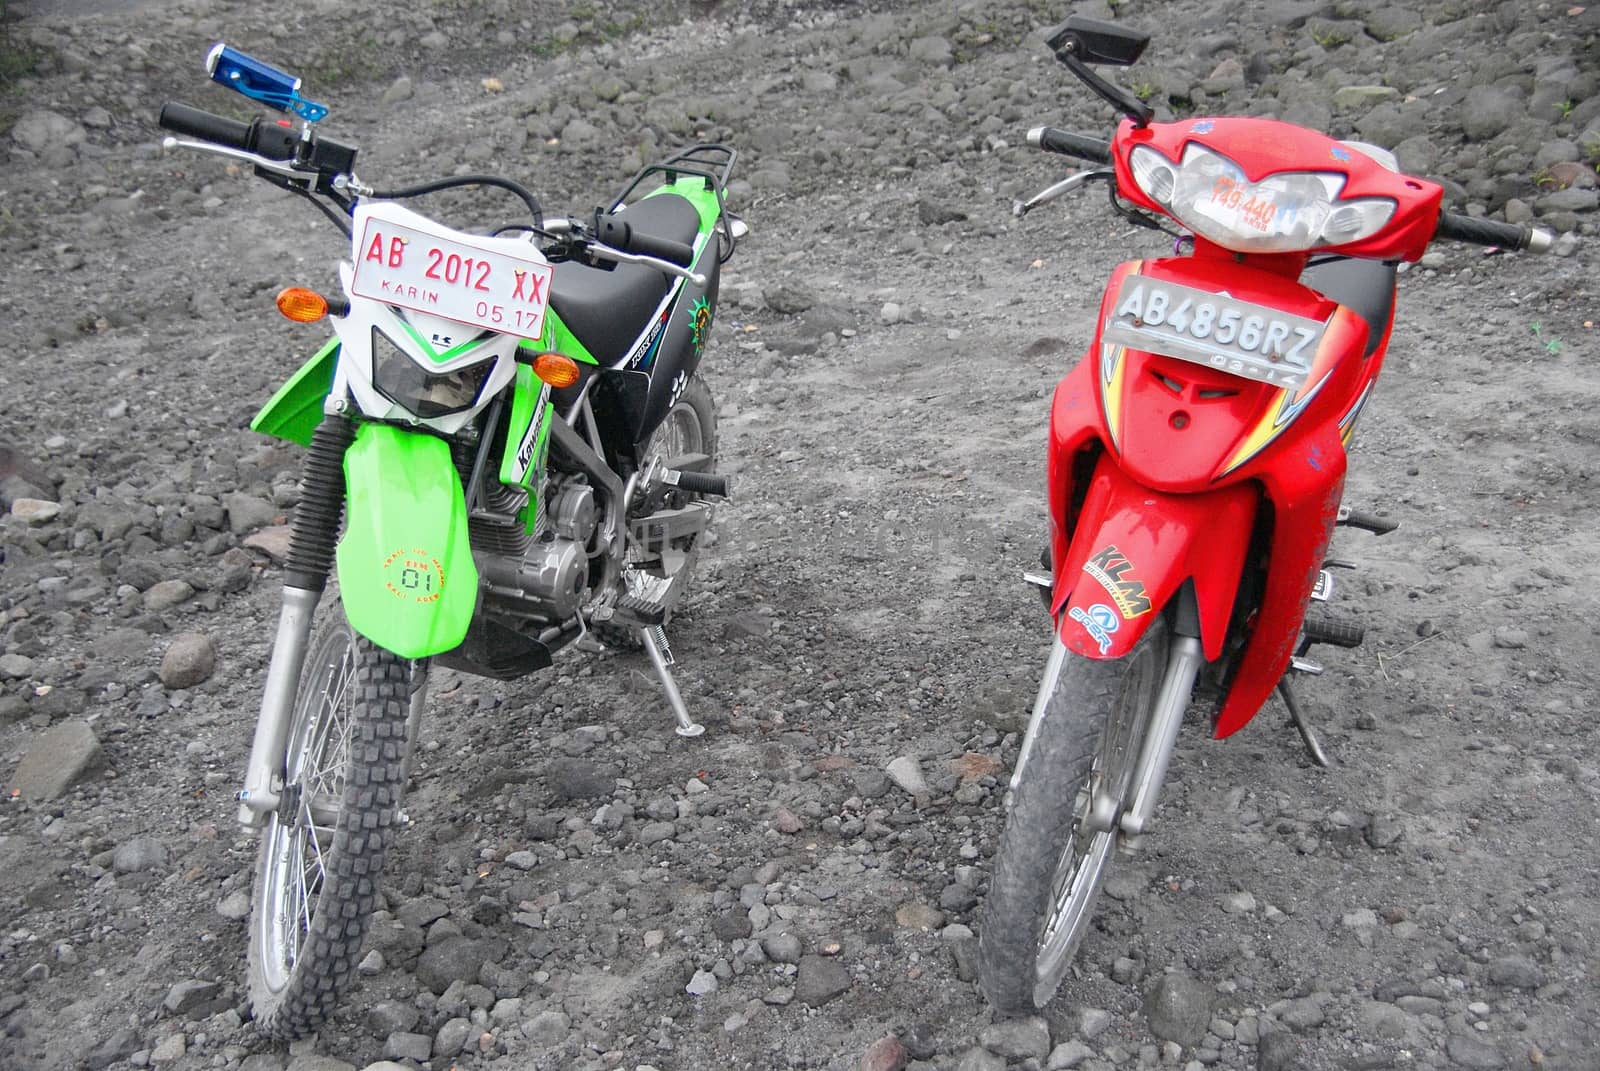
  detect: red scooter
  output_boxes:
[976,16,1554,1012]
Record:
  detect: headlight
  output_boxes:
[1130,143,1396,253]
[371,328,492,418]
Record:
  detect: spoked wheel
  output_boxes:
[977,619,1169,1012]
[599,374,718,648]
[248,612,410,1039]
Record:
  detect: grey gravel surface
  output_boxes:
[1,1,1597,1070]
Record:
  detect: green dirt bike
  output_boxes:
[159,45,744,1038]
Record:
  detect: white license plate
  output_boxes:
[349,202,553,341]
[1101,276,1327,390]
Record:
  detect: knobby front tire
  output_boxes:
[247,613,410,1039]
[977,621,1168,1012]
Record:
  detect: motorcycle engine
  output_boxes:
[477,477,598,623]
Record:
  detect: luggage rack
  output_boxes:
[610,144,740,262]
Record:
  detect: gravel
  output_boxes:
[1,1,1596,1070]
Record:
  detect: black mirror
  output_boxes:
[1045,16,1150,67]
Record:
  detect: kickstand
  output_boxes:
[639,625,705,738]
[1277,678,1331,767]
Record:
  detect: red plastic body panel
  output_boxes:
[1109,116,1445,263]
[1052,457,1257,663]
[1048,250,1389,737]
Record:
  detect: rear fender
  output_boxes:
[336,424,478,659]
[1054,456,1257,662]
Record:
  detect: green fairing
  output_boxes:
[251,338,339,446]
[522,308,600,364]
[336,424,478,659]
[497,365,555,533]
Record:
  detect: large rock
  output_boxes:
[159,633,215,689]
[979,1016,1051,1060]
[10,109,87,154]
[1144,972,1213,1045]
[8,720,105,799]
[795,955,851,1006]
[414,937,501,994]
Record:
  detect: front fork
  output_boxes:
[237,410,355,828]
[1010,633,1205,840]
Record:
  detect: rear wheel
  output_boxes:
[247,612,410,1039]
[598,374,717,648]
[977,619,1169,1012]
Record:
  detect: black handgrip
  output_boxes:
[666,469,730,498]
[158,101,300,161]
[593,212,696,267]
[160,101,250,149]
[1026,126,1112,164]
[1435,211,1552,253]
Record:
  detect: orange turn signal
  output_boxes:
[531,352,581,388]
[276,287,330,323]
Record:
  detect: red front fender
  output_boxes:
[1054,457,1257,664]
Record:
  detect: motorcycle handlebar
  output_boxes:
[1027,125,1112,165]
[592,212,696,268]
[1435,210,1553,254]
[159,101,300,161]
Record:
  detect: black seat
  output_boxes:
[549,194,703,365]
[1301,257,1397,357]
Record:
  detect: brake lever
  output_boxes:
[161,135,317,181]
[1013,168,1113,217]
[588,240,708,287]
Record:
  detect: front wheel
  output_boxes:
[976,619,1169,1012]
[247,611,411,1039]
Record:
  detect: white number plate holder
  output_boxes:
[1102,276,1328,390]
[350,201,553,341]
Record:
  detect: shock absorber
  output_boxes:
[285,413,356,592]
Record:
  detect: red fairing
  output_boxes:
[1051,455,1257,663]
[1048,248,1381,736]
[1109,116,1445,263]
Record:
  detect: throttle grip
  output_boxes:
[1435,211,1553,253]
[593,212,696,267]
[159,101,300,161]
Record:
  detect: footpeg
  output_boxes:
[661,468,731,498]
[1303,614,1365,649]
[1337,506,1398,535]
[612,592,667,627]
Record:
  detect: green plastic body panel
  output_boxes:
[251,338,339,447]
[336,424,478,659]
[521,309,600,364]
[498,366,554,484]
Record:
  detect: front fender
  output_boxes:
[1054,457,1257,664]
[336,424,478,658]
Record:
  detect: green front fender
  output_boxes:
[336,424,478,659]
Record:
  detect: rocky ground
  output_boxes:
[2,1,1598,1070]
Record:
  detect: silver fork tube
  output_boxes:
[1119,635,1205,836]
[1010,638,1069,795]
[236,586,321,827]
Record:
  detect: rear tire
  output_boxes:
[977,619,1169,1012]
[597,374,717,648]
[247,612,410,1039]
